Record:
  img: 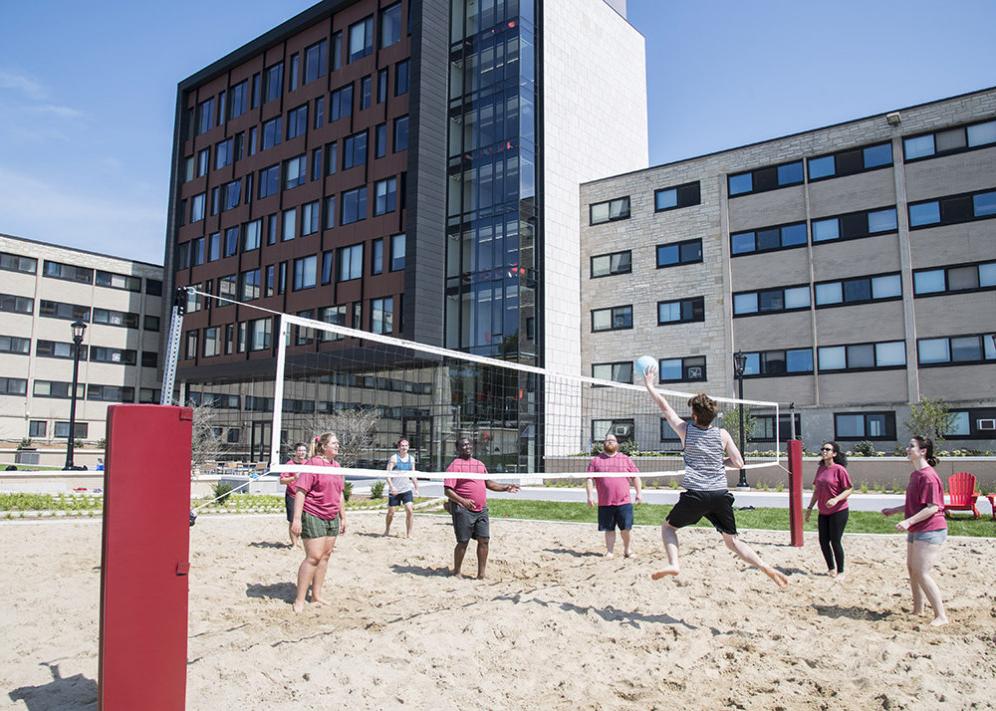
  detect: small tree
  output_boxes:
[721,405,756,455]
[190,402,224,474]
[302,407,381,467]
[905,398,953,443]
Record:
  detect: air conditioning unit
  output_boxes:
[977,418,996,431]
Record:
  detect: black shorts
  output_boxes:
[451,505,490,543]
[597,503,634,531]
[666,490,737,535]
[285,493,295,523]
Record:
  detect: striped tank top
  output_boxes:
[682,424,727,491]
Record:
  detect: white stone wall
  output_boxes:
[541,0,648,454]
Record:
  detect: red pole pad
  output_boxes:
[98,405,192,711]
[788,439,804,547]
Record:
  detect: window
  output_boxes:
[658,356,706,383]
[728,160,803,197]
[374,177,398,215]
[0,293,34,315]
[144,315,160,331]
[589,197,630,225]
[219,226,236,258]
[371,296,394,334]
[248,126,258,156]
[326,142,339,175]
[240,220,260,252]
[281,208,296,241]
[93,308,139,328]
[591,305,633,332]
[753,413,803,442]
[196,148,209,176]
[299,201,319,236]
[29,420,46,438]
[343,131,367,169]
[249,318,272,351]
[654,182,700,212]
[240,269,260,301]
[264,62,283,102]
[321,251,334,284]
[592,362,633,384]
[592,419,634,445]
[806,142,893,181]
[349,16,374,61]
[339,244,363,281]
[360,75,372,110]
[371,238,384,275]
[54,421,88,439]
[44,260,93,284]
[0,335,29,355]
[36,340,86,360]
[262,116,282,150]
[284,154,307,189]
[903,118,996,161]
[202,327,220,357]
[229,80,248,118]
[324,195,337,229]
[330,84,353,122]
[196,97,214,135]
[394,115,409,151]
[380,3,402,47]
[95,271,141,292]
[342,186,368,224]
[292,256,318,291]
[590,250,631,278]
[145,279,163,296]
[908,187,996,229]
[39,300,89,322]
[141,350,158,368]
[215,138,233,169]
[390,233,406,271]
[834,412,896,441]
[811,206,897,244]
[87,385,135,403]
[0,252,36,274]
[814,272,902,307]
[395,59,409,95]
[319,305,347,340]
[258,164,280,199]
[0,377,28,396]
[913,260,996,297]
[331,31,343,70]
[378,68,388,103]
[190,192,206,222]
[738,348,814,377]
[656,239,703,268]
[375,123,387,157]
[656,297,705,325]
[819,341,906,371]
[305,39,328,83]
[90,347,137,365]
[311,148,323,181]
[733,285,809,316]
[33,380,83,399]
[190,237,205,267]
[222,179,240,211]
[286,104,308,140]
[730,222,807,256]
[918,333,996,366]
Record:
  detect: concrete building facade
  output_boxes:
[0,234,164,446]
[580,88,996,453]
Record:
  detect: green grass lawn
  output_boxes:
[483,499,996,538]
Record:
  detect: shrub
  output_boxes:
[852,441,876,457]
[17,438,32,449]
[343,481,353,501]
[370,481,385,499]
[211,481,234,504]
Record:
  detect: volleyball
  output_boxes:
[635,355,657,377]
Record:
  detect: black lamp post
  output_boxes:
[733,350,749,489]
[64,319,87,470]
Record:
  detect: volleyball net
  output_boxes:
[182,290,781,483]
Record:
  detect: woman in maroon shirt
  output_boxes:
[805,441,853,578]
[881,436,948,626]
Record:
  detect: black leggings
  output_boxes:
[818,509,849,573]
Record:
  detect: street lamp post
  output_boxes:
[733,350,749,489]
[64,320,87,470]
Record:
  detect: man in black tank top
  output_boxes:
[642,368,789,589]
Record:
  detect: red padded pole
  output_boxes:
[788,439,804,547]
[98,405,192,711]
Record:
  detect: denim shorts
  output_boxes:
[389,490,414,507]
[597,503,634,531]
[907,529,947,545]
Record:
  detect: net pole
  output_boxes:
[788,438,804,547]
[269,315,288,465]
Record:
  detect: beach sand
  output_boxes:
[2,512,994,710]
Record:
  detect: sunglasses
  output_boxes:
[820,447,834,451]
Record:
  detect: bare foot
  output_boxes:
[311,598,329,606]
[451,569,464,577]
[912,606,925,615]
[651,566,679,581]
[929,617,949,627]
[834,572,846,583]
[292,601,305,613]
[624,551,636,558]
[763,567,790,589]
[828,569,837,578]
[604,551,615,559]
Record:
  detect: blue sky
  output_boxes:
[1,0,994,264]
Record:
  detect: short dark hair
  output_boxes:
[688,393,718,427]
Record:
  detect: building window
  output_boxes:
[918,333,996,366]
[249,318,272,351]
[258,164,280,199]
[304,39,328,83]
[330,83,353,122]
[29,420,47,438]
[343,130,368,169]
[592,362,633,384]
[241,220,261,252]
[39,300,90,322]
[264,62,283,102]
[90,347,137,365]
[0,252,37,274]
[36,340,86,360]
[903,118,996,161]
[811,206,897,244]
[240,269,260,300]
[394,115,409,151]
[262,116,282,150]
[592,419,634,445]
[590,250,631,278]
[141,350,158,368]
[656,239,702,268]
[654,181,700,212]
[339,244,364,281]
[218,275,237,303]
[321,251,334,285]
[196,97,214,135]
[834,412,896,441]
[196,148,209,176]
[349,16,374,61]
[33,380,84,399]
[93,308,139,329]
[359,75,372,110]
[753,413,802,442]
[738,348,814,377]
[908,187,996,229]
[319,305,347,340]
[734,285,810,316]
[390,233,406,271]
[284,154,307,190]
[326,142,339,175]
[0,335,30,355]
[146,278,163,296]
[95,271,141,292]
[395,59,409,95]
[190,193,205,222]
[589,197,630,225]
[144,315,160,331]
[375,123,387,158]
[942,408,996,439]
[728,159,803,197]
[229,79,248,118]
[44,260,93,284]
[0,293,34,315]
[265,265,276,296]
[380,3,402,47]
[300,201,320,236]
[282,209,296,241]
[331,31,343,70]
[371,238,384,275]
[371,296,394,334]
[286,104,308,140]
[87,385,135,403]
[0,376,28,396]
[731,222,807,256]
[914,260,996,297]
[54,421,88,439]
[807,141,893,181]
[818,341,906,372]
[203,327,220,357]
[591,305,633,332]
[378,68,388,103]
[190,237,205,267]
[657,296,706,324]
[215,137,233,169]
[222,180,241,211]
[658,356,706,383]
[342,186,368,224]
[814,272,902,308]
[293,256,317,291]
[324,196,337,229]
[373,177,397,215]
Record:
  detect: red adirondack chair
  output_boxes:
[945,472,980,519]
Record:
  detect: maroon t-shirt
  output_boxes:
[586,453,639,506]
[813,463,852,515]
[904,466,947,532]
[443,457,488,511]
[295,456,343,521]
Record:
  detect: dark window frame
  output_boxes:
[655,238,703,269]
[902,118,996,163]
[591,304,633,333]
[653,181,701,213]
[657,296,706,326]
[813,271,903,310]
[590,250,632,278]
[810,205,899,246]
[728,158,804,198]
[806,141,894,183]
[916,333,996,368]
[657,355,707,383]
[589,196,630,225]
[591,361,634,384]
[733,284,811,318]
[908,187,996,230]
[817,340,908,374]
[740,348,815,379]
[912,259,996,299]
[730,220,809,258]
[833,411,897,441]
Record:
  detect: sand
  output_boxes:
[2,511,994,710]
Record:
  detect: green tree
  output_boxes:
[721,405,756,454]
[905,398,954,443]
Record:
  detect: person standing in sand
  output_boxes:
[805,441,853,579]
[290,432,347,613]
[881,436,948,626]
[280,442,309,548]
[443,437,520,579]
[384,438,420,538]
[642,367,788,588]
[586,434,643,558]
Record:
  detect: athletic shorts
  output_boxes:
[285,493,295,522]
[300,510,340,539]
[451,505,490,543]
[907,529,947,545]
[597,503,634,531]
[666,490,737,535]
[389,490,414,507]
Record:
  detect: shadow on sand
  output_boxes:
[494,592,698,631]
[248,541,293,549]
[391,563,453,577]
[8,662,97,711]
[542,547,603,558]
[813,604,894,621]
[246,582,297,602]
